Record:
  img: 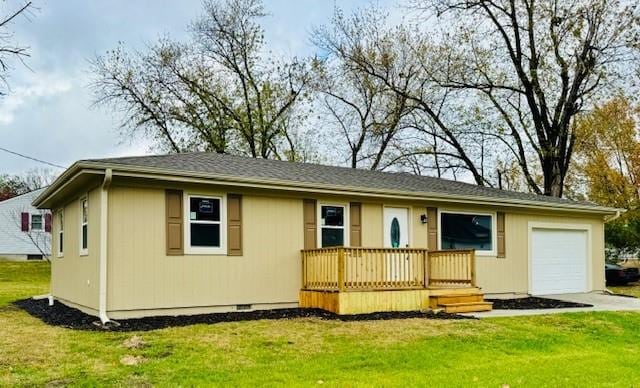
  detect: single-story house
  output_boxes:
[33,153,620,322]
[0,188,51,260]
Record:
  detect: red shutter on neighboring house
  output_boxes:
[45,213,52,233]
[20,212,29,232]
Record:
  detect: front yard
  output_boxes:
[609,283,640,298]
[2,260,640,386]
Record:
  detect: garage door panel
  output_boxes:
[531,228,587,295]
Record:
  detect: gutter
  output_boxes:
[604,209,624,223]
[98,168,112,324]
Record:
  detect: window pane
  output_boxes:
[59,212,64,230]
[82,225,88,250]
[190,197,220,221]
[82,200,88,223]
[441,213,492,251]
[191,223,221,247]
[321,206,344,227]
[59,233,64,253]
[321,228,344,247]
[31,215,43,230]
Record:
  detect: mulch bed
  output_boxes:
[14,298,473,332]
[487,297,593,310]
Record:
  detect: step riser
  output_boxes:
[443,304,493,313]
[430,295,483,307]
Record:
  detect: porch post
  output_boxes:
[470,249,477,286]
[338,248,345,291]
[423,250,429,288]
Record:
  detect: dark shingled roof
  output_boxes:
[87,152,596,208]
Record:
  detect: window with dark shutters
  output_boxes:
[350,202,362,247]
[227,194,242,256]
[497,212,506,258]
[165,189,184,255]
[303,199,317,250]
[20,212,29,232]
[44,213,52,233]
[427,207,438,250]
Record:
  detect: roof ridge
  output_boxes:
[84,152,596,207]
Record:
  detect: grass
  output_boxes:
[2,261,640,386]
[609,282,640,298]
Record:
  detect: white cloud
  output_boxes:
[0,73,72,125]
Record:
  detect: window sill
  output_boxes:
[184,247,227,255]
[79,250,88,257]
[475,251,498,257]
[57,254,64,258]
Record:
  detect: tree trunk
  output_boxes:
[542,157,565,197]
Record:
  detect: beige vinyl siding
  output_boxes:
[361,203,383,247]
[50,188,101,310]
[348,201,604,294]
[359,203,428,249]
[48,179,607,317]
[107,186,303,312]
[411,205,428,249]
[475,211,605,294]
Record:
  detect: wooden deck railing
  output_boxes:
[427,249,476,288]
[301,247,475,291]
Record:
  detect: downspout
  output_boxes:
[98,168,112,324]
[604,209,623,223]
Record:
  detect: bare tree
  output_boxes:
[0,1,33,96]
[414,0,640,196]
[313,6,492,184]
[91,0,313,160]
[311,8,416,170]
[316,1,640,196]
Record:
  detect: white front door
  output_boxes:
[530,228,588,295]
[383,207,410,282]
[384,207,409,248]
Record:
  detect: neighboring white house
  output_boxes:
[0,188,51,260]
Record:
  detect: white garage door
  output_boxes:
[531,228,588,295]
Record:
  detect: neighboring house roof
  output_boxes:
[34,152,620,215]
[0,188,51,256]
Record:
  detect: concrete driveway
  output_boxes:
[468,292,640,318]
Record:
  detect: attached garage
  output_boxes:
[529,225,590,295]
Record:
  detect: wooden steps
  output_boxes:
[439,301,493,313]
[430,292,493,313]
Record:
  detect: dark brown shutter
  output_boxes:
[21,212,29,232]
[303,199,317,249]
[44,213,52,233]
[349,202,362,247]
[227,194,243,256]
[165,189,184,256]
[497,211,506,258]
[427,207,438,251]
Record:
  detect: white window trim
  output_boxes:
[79,195,88,256]
[30,213,44,232]
[57,209,64,258]
[437,209,497,257]
[184,193,227,255]
[317,202,349,248]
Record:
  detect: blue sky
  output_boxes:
[0,0,395,175]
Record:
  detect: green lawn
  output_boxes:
[609,282,640,298]
[2,261,640,386]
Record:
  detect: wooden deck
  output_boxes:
[300,247,491,314]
